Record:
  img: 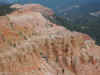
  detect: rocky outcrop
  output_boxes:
[0,4,100,75]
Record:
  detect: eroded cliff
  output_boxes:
[0,4,100,75]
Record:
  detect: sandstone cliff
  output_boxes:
[0,4,100,75]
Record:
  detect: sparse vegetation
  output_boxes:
[44,13,100,45]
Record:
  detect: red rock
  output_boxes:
[0,3,100,75]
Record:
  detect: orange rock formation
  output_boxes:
[0,4,100,75]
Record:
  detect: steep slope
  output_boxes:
[0,4,100,75]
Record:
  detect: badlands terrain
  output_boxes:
[0,4,100,75]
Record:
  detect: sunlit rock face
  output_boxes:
[0,4,100,75]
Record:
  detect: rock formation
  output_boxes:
[0,4,100,75]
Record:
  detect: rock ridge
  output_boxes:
[0,4,100,75]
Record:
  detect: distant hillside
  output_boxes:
[55,0,100,45]
[0,4,16,16]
